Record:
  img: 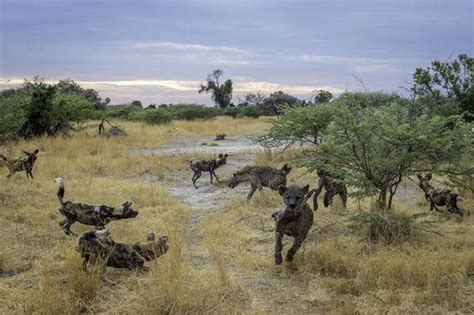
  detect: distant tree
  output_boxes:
[101,97,111,107]
[262,91,300,116]
[56,78,105,109]
[314,89,333,104]
[159,104,168,108]
[131,100,143,108]
[412,54,474,120]
[239,92,266,106]
[199,69,233,108]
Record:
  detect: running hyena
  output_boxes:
[272,184,314,264]
[0,149,39,179]
[55,178,138,235]
[313,169,348,210]
[228,164,292,199]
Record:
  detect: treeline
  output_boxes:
[0,54,472,144]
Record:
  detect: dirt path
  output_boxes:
[139,135,425,314]
[137,135,330,314]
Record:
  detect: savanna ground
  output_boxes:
[0,117,473,314]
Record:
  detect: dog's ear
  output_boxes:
[426,173,432,181]
[159,236,169,243]
[302,184,310,194]
[22,151,30,155]
[416,174,423,180]
[147,233,156,241]
[218,154,223,159]
[122,201,132,208]
[33,149,39,155]
[278,185,287,196]
[224,154,228,158]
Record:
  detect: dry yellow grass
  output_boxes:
[1,118,472,314]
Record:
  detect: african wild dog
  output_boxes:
[416,173,463,217]
[228,164,292,199]
[77,229,169,275]
[190,153,229,188]
[272,184,314,264]
[55,178,138,235]
[0,149,39,179]
[313,169,348,210]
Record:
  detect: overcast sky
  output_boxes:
[0,0,472,105]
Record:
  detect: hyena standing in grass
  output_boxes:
[76,229,169,274]
[228,164,292,199]
[190,153,228,188]
[272,184,314,264]
[416,173,463,217]
[0,149,39,179]
[55,178,138,235]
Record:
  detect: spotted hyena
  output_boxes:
[0,149,39,179]
[416,173,463,217]
[228,164,292,199]
[77,229,169,273]
[272,184,314,264]
[313,169,348,210]
[55,178,138,235]
[190,153,228,188]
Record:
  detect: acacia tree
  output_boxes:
[199,69,233,108]
[412,54,473,121]
[260,92,472,210]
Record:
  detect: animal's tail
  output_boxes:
[55,177,65,205]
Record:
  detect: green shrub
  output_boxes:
[168,104,220,120]
[236,106,265,118]
[349,212,432,245]
[95,104,142,119]
[0,82,94,141]
[129,108,173,125]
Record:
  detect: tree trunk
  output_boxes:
[377,189,388,211]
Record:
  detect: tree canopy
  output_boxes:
[199,69,233,108]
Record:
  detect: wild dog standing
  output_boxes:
[77,230,168,279]
[55,178,138,235]
[228,164,292,199]
[0,149,39,179]
[272,184,313,264]
[190,153,228,188]
[416,173,463,217]
[313,170,348,210]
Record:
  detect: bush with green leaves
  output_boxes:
[412,54,473,121]
[167,104,220,120]
[0,81,94,142]
[129,108,174,125]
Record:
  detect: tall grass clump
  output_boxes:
[349,212,431,245]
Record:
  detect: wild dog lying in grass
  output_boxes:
[313,169,348,210]
[77,229,169,276]
[228,164,292,199]
[55,178,138,235]
[0,149,39,179]
[416,173,463,217]
[190,153,228,188]
[271,184,314,264]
